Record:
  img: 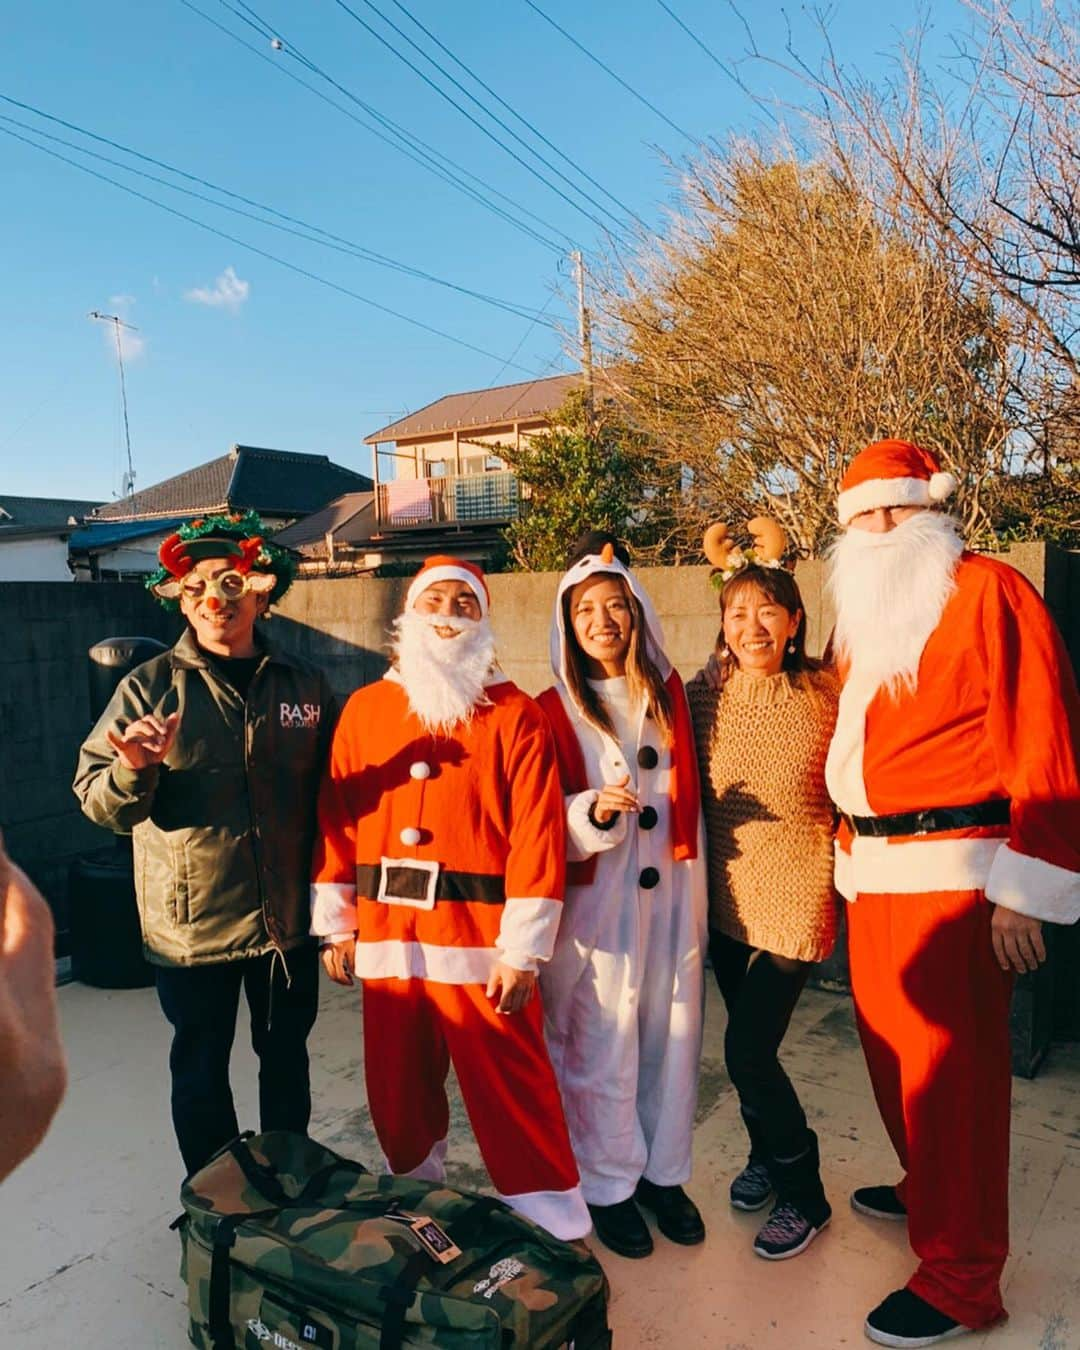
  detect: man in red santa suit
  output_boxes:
[825,439,1080,1347]
[310,556,590,1240]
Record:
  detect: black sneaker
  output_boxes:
[864,1289,969,1346]
[634,1178,706,1245]
[752,1198,831,1260]
[852,1185,908,1222]
[587,1198,654,1259]
[729,1159,773,1212]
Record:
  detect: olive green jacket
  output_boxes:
[73,629,337,967]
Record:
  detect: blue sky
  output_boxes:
[0,0,969,503]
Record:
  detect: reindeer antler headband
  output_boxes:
[703,516,789,588]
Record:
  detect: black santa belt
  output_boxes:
[842,799,1010,838]
[355,862,506,904]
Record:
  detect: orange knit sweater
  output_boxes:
[688,667,839,962]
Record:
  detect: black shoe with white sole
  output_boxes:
[729,1159,773,1212]
[752,1198,831,1260]
[864,1289,969,1347]
[851,1185,908,1221]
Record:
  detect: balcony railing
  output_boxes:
[376,470,520,530]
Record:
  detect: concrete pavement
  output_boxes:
[2,975,1078,1348]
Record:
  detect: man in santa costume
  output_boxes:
[825,439,1080,1347]
[310,556,590,1240]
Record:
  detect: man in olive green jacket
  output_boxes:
[73,513,336,1175]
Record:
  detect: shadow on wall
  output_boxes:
[264,610,388,700]
[0,582,181,942]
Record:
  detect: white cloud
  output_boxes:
[184,265,250,312]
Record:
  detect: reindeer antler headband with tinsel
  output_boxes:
[145,510,297,609]
[703,516,789,589]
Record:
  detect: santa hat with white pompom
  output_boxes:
[837,439,958,526]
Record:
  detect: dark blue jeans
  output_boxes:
[155,945,319,1176]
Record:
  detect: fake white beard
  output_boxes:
[392,610,496,733]
[827,510,964,698]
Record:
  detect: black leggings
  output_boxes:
[710,930,812,1164]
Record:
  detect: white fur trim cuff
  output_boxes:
[845,835,1003,896]
[497,1185,591,1240]
[985,844,1080,925]
[405,564,488,616]
[838,475,943,525]
[497,896,563,969]
[566,789,628,862]
[386,1136,447,1183]
[310,882,358,937]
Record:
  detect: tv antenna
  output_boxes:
[88,311,138,510]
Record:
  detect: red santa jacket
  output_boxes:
[310,674,567,981]
[827,553,1080,923]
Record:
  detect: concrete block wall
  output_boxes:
[3,543,1077,966]
[0,583,180,938]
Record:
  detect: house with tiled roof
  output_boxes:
[356,372,580,567]
[70,445,372,580]
[0,495,103,580]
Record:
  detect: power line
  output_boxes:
[654,0,730,72]
[205,0,573,251]
[324,0,616,236]
[212,0,584,251]
[653,0,779,126]
[0,122,551,377]
[344,0,643,233]
[177,0,569,255]
[520,0,699,147]
[384,0,647,228]
[0,96,556,327]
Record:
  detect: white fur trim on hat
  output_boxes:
[406,564,489,616]
[837,474,955,526]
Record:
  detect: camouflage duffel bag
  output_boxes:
[176,1131,612,1350]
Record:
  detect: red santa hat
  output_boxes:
[405,555,490,617]
[838,439,958,526]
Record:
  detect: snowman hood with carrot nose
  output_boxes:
[550,541,672,687]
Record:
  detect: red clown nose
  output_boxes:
[205,596,223,612]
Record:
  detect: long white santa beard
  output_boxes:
[827,510,964,698]
[393,611,496,733]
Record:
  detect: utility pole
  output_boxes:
[89,311,138,512]
[571,250,594,428]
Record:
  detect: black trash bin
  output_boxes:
[69,636,168,990]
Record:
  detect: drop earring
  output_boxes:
[787,640,796,654]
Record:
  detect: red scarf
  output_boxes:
[537,670,700,886]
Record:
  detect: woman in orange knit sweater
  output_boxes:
[688,534,839,1262]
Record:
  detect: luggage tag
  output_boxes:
[408,1215,462,1264]
[383,1205,461,1263]
[376,856,440,910]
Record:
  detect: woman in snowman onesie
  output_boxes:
[536,532,708,1260]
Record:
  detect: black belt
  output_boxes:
[354,863,506,905]
[843,799,1010,838]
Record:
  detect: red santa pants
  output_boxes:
[361,977,587,1237]
[847,887,1013,1330]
